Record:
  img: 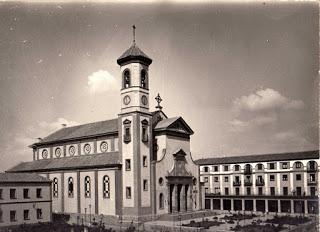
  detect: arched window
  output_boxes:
[307,161,318,172]
[84,176,91,198]
[244,164,252,174]
[140,69,148,89]
[256,163,264,171]
[53,178,58,197]
[159,193,164,209]
[123,69,131,89]
[103,175,110,198]
[68,177,74,198]
[294,161,303,169]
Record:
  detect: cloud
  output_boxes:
[229,115,277,132]
[87,70,118,94]
[233,88,304,112]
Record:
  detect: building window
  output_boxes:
[159,177,164,186]
[42,149,48,159]
[225,187,229,195]
[126,187,131,199]
[296,174,301,181]
[283,187,288,196]
[270,175,275,181]
[103,175,110,198]
[309,173,316,182]
[214,177,219,182]
[68,177,74,198]
[234,165,240,171]
[36,188,42,198]
[84,176,91,198]
[223,165,229,171]
[270,187,275,196]
[213,166,218,172]
[204,166,209,172]
[295,162,303,169]
[281,162,288,169]
[55,147,62,158]
[53,178,58,198]
[282,174,288,181]
[296,187,302,196]
[258,187,263,195]
[268,163,275,170]
[143,156,148,167]
[224,176,229,182]
[235,187,240,195]
[10,211,16,222]
[0,189,2,199]
[69,146,76,156]
[141,120,149,142]
[100,142,108,152]
[123,120,131,143]
[143,180,148,191]
[123,69,131,88]
[0,209,2,222]
[159,193,164,209]
[204,177,209,183]
[246,187,251,195]
[24,210,30,220]
[36,208,43,219]
[310,187,316,196]
[10,189,16,199]
[257,164,263,170]
[125,159,131,171]
[23,188,30,199]
[83,144,91,154]
[140,69,148,88]
[205,187,209,193]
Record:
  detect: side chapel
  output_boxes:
[8,26,203,222]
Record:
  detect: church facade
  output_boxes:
[8,36,203,222]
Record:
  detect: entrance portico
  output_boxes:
[166,149,196,214]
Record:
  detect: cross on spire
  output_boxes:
[155,93,163,110]
[132,25,136,45]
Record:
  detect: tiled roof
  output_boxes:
[7,152,120,173]
[33,118,118,146]
[117,44,152,65]
[0,173,51,183]
[195,150,319,165]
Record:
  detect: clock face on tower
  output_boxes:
[123,95,131,105]
[141,95,148,106]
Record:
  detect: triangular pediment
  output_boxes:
[167,118,193,135]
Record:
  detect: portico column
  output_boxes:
[188,185,193,211]
[231,199,234,211]
[278,200,281,213]
[180,185,186,212]
[290,200,294,214]
[172,185,177,213]
[265,200,269,213]
[253,199,257,212]
[304,200,308,214]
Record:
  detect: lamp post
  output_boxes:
[89,204,92,226]
[84,207,87,226]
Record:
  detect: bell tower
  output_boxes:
[117,26,153,221]
[117,25,152,115]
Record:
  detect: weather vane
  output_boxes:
[155,93,163,110]
[132,25,136,45]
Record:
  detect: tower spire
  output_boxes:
[132,25,136,46]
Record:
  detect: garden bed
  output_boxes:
[182,219,224,228]
[265,215,311,225]
[231,223,285,232]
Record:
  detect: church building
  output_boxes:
[7,27,203,223]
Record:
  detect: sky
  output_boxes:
[0,1,318,171]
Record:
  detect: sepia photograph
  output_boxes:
[0,0,318,231]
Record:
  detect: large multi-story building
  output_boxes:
[6,29,203,223]
[197,150,319,214]
[0,173,52,228]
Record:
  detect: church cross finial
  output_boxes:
[132,25,136,45]
[155,93,163,110]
